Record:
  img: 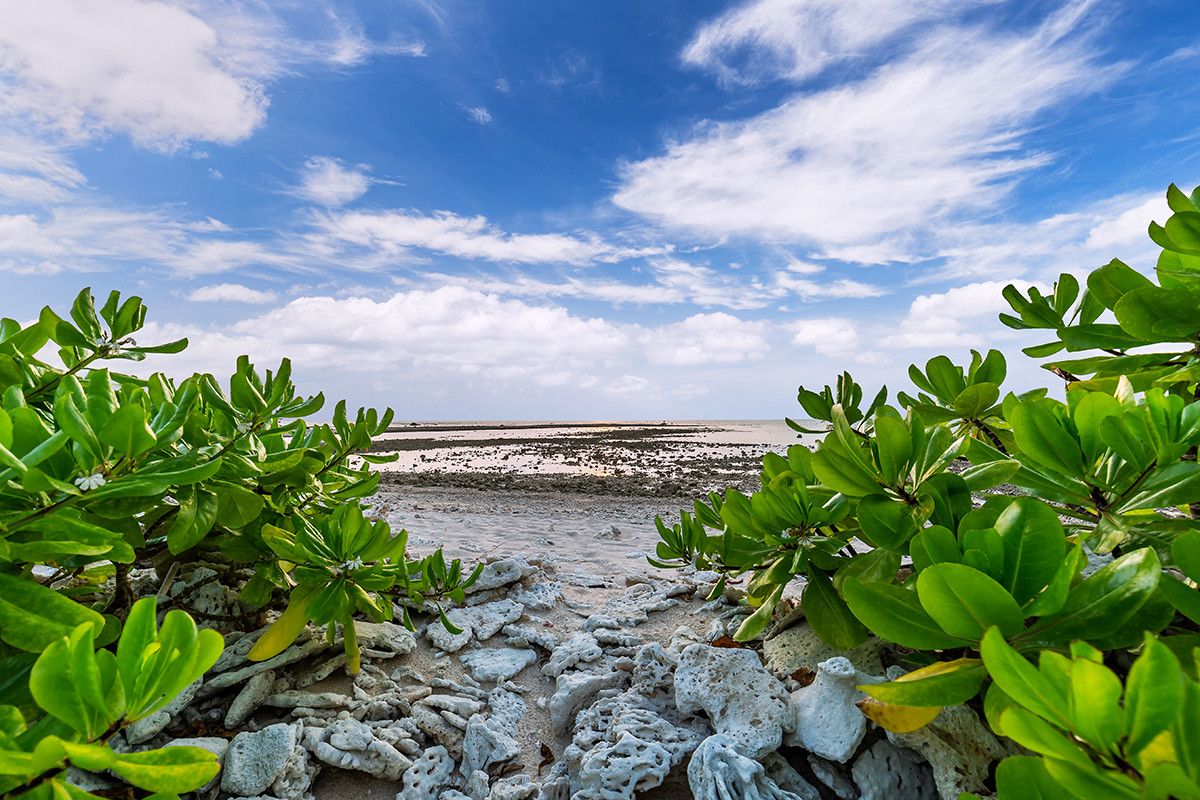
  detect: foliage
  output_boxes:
[654,184,1200,797]
[0,598,222,800]
[0,288,475,799]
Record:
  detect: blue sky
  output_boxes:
[1,0,1198,421]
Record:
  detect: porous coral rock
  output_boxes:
[667,626,703,654]
[398,745,456,800]
[675,644,792,758]
[549,670,627,735]
[583,583,683,631]
[851,739,937,800]
[302,718,412,780]
[460,647,537,682]
[263,690,351,710]
[688,734,809,800]
[631,643,676,699]
[222,723,297,797]
[270,735,317,800]
[764,622,888,677]
[225,669,276,728]
[503,621,560,651]
[428,600,525,653]
[542,631,604,677]
[201,639,329,697]
[487,774,537,800]
[124,677,202,744]
[411,703,466,760]
[575,731,672,800]
[419,694,487,719]
[786,657,868,763]
[761,753,821,800]
[886,704,1017,800]
[353,619,417,657]
[465,556,537,594]
[506,580,563,610]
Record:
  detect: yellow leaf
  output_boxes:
[1133,729,1177,774]
[247,586,316,662]
[856,696,941,733]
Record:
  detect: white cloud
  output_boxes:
[0,137,87,204]
[788,317,860,356]
[186,284,279,304]
[880,280,1038,348]
[132,288,781,405]
[465,106,492,125]
[683,0,984,86]
[641,313,769,365]
[0,1,423,152]
[495,78,510,93]
[292,157,372,206]
[313,209,670,266]
[615,2,1112,258]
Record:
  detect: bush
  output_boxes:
[653,184,1200,799]
[0,289,476,798]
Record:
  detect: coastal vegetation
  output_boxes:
[651,183,1200,798]
[0,184,1198,800]
[0,291,475,798]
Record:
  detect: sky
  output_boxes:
[0,0,1198,421]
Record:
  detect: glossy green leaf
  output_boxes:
[111,747,220,793]
[995,755,1067,800]
[992,497,1065,606]
[1029,547,1160,644]
[917,563,1025,641]
[0,574,104,652]
[802,570,868,650]
[1010,401,1085,478]
[980,627,1071,729]
[856,493,919,552]
[1174,531,1200,581]
[98,404,158,458]
[1126,634,1185,757]
[843,579,965,650]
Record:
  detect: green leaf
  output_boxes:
[1068,657,1124,752]
[98,404,158,458]
[860,658,986,707]
[954,383,1000,418]
[917,563,1025,641]
[111,747,220,793]
[0,574,105,652]
[1042,757,1143,800]
[992,497,1066,607]
[1125,634,1185,757]
[1114,287,1200,342]
[995,755,1068,800]
[166,487,219,555]
[1028,548,1160,645]
[208,479,265,529]
[802,571,868,650]
[1010,401,1085,478]
[1162,575,1200,625]
[980,627,1071,729]
[1087,258,1155,311]
[843,579,965,650]
[1173,531,1200,581]
[960,459,1020,491]
[734,583,785,642]
[856,494,919,552]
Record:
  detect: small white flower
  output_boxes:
[236,421,251,434]
[337,557,365,572]
[74,473,106,491]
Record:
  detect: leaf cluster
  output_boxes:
[654,184,1200,798]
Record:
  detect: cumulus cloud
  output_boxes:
[788,317,860,357]
[641,313,769,365]
[0,1,422,151]
[292,157,373,206]
[616,2,1112,259]
[186,283,279,304]
[880,280,1039,348]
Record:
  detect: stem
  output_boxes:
[25,351,106,402]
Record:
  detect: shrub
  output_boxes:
[654,184,1200,798]
[0,289,475,798]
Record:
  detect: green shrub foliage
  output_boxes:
[0,289,475,799]
[654,184,1200,799]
